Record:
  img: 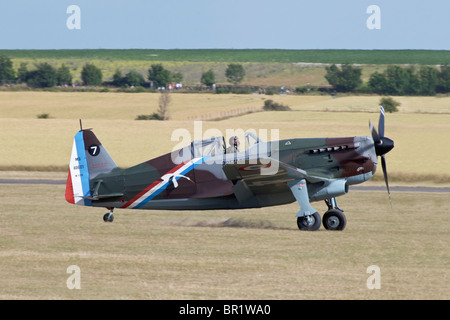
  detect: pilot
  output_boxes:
[226,136,240,153]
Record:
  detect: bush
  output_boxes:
[263,99,291,111]
[294,87,307,94]
[136,113,162,120]
[215,87,231,94]
[37,113,50,119]
[380,96,400,113]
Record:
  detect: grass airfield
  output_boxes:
[1,184,448,299]
[0,91,449,299]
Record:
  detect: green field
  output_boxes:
[2,49,450,64]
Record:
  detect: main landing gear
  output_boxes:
[103,208,114,222]
[296,198,347,231]
[322,198,346,231]
[297,212,321,231]
[288,179,347,231]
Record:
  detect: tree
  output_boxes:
[380,96,400,113]
[81,63,102,86]
[56,64,72,85]
[437,65,450,93]
[148,64,172,88]
[225,63,245,85]
[384,65,422,95]
[368,71,388,94]
[17,62,29,83]
[324,64,362,92]
[201,69,215,87]
[124,70,145,87]
[401,66,420,95]
[27,62,57,88]
[0,56,16,83]
[369,66,423,95]
[418,66,438,95]
[172,72,183,84]
[112,69,124,87]
[158,90,170,120]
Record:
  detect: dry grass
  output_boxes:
[0,183,448,299]
[1,92,449,121]
[1,92,449,181]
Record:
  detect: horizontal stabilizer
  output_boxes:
[84,193,124,200]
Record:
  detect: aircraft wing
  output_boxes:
[222,156,328,203]
[222,157,325,184]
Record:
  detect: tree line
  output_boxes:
[1,54,449,95]
[325,64,450,95]
[0,56,246,89]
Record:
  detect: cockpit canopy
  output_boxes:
[172,132,263,164]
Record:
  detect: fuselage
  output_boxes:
[86,135,377,211]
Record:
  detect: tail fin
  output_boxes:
[65,130,118,205]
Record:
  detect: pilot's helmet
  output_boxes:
[229,136,240,147]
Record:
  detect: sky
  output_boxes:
[0,0,449,50]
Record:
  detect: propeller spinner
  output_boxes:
[370,106,395,202]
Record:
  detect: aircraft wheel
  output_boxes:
[297,212,321,231]
[103,212,114,223]
[322,209,346,231]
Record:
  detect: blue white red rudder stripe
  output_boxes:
[65,130,118,205]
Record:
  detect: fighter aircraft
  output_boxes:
[65,107,394,231]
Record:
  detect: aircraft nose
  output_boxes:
[375,137,394,156]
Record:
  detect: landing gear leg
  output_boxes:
[103,208,114,223]
[297,212,321,231]
[323,197,346,231]
[324,197,343,212]
[288,179,320,231]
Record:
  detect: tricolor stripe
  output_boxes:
[122,156,209,209]
[68,131,92,206]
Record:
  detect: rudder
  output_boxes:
[66,130,118,205]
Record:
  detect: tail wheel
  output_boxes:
[322,209,346,231]
[103,212,114,222]
[297,212,321,231]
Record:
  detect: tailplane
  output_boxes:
[65,129,118,205]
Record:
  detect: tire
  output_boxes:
[322,209,346,231]
[297,212,321,231]
[103,213,114,222]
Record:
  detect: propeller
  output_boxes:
[370,105,394,204]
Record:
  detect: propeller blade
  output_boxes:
[378,105,385,138]
[381,155,392,206]
[369,121,381,144]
